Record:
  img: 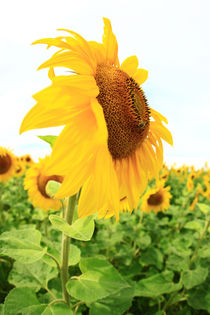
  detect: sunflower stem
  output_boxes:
[60,194,77,306]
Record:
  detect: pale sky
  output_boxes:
[0,0,210,167]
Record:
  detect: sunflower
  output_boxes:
[141,181,172,213]
[0,147,16,183]
[189,185,202,210]
[24,156,63,211]
[20,154,34,167]
[14,160,25,177]
[20,18,173,219]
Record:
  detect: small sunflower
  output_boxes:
[0,147,16,183]
[24,156,63,211]
[189,185,203,211]
[141,181,172,213]
[20,154,34,167]
[20,18,173,219]
[14,161,25,177]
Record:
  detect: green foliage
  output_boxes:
[67,257,129,304]
[0,167,209,314]
[38,135,57,148]
[49,214,95,241]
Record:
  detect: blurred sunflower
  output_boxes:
[24,156,63,211]
[14,160,25,177]
[20,154,34,167]
[0,147,16,183]
[141,181,172,213]
[189,185,202,210]
[20,18,173,219]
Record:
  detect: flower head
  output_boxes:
[0,147,16,182]
[24,156,63,211]
[141,181,172,213]
[20,18,173,219]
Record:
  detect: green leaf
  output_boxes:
[184,220,204,232]
[135,271,182,297]
[140,247,163,270]
[187,282,210,312]
[45,181,61,198]
[41,303,73,315]
[182,265,208,289]
[43,243,81,267]
[67,257,129,304]
[0,229,47,263]
[166,254,189,272]
[38,135,57,148]
[197,203,210,215]
[89,286,134,315]
[198,245,210,258]
[3,287,40,315]
[135,231,151,249]
[20,305,46,315]
[8,260,58,292]
[21,303,73,315]
[49,215,95,241]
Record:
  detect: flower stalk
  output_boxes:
[60,194,77,306]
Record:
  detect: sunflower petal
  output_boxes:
[120,56,139,77]
[38,51,94,75]
[133,68,148,85]
[20,87,90,133]
[52,75,99,97]
[45,109,98,175]
[150,121,173,146]
[150,108,168,124]
[78,145,119,218]
[103,18,119,66]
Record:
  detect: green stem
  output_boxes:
[60,194,77,306]
[189,215,210,268]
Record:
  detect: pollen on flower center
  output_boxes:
[147,192,163,206]
[0,154,12,174]
[95,64,150,159]
[37,174,63,198]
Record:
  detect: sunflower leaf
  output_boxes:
[67,256,130,304]
[0,228,47,264]
[49,214,95,241]
[38,135,57,148]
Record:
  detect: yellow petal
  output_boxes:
[32,37,72,50]
[88,41,106,65]
[103,18,119,66]
[52,75,99,97]
[20,87,90,133]
[133,68,148,85]
[91,98,108,144]
[58,29,97,71]
[150,108,168,124]
[120,56,138,77]
[38,51,94,75]
[78,145,119,218]
[150,121,173,146]
[55,157,94,198]
[45,108,98,175]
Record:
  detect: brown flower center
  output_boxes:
[95,64,150,159]
[0,154,12,174]
[147,191,163,206]
[25,156,31,162]
[37,174,63,198]
[16,165,22,174]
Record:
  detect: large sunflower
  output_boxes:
[24,156,63,211]
[20,18,173,219]
[0,147,16,183]
[141,181,172,213]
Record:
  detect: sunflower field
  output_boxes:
[0,17,210,315]
[0,146,209,315]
